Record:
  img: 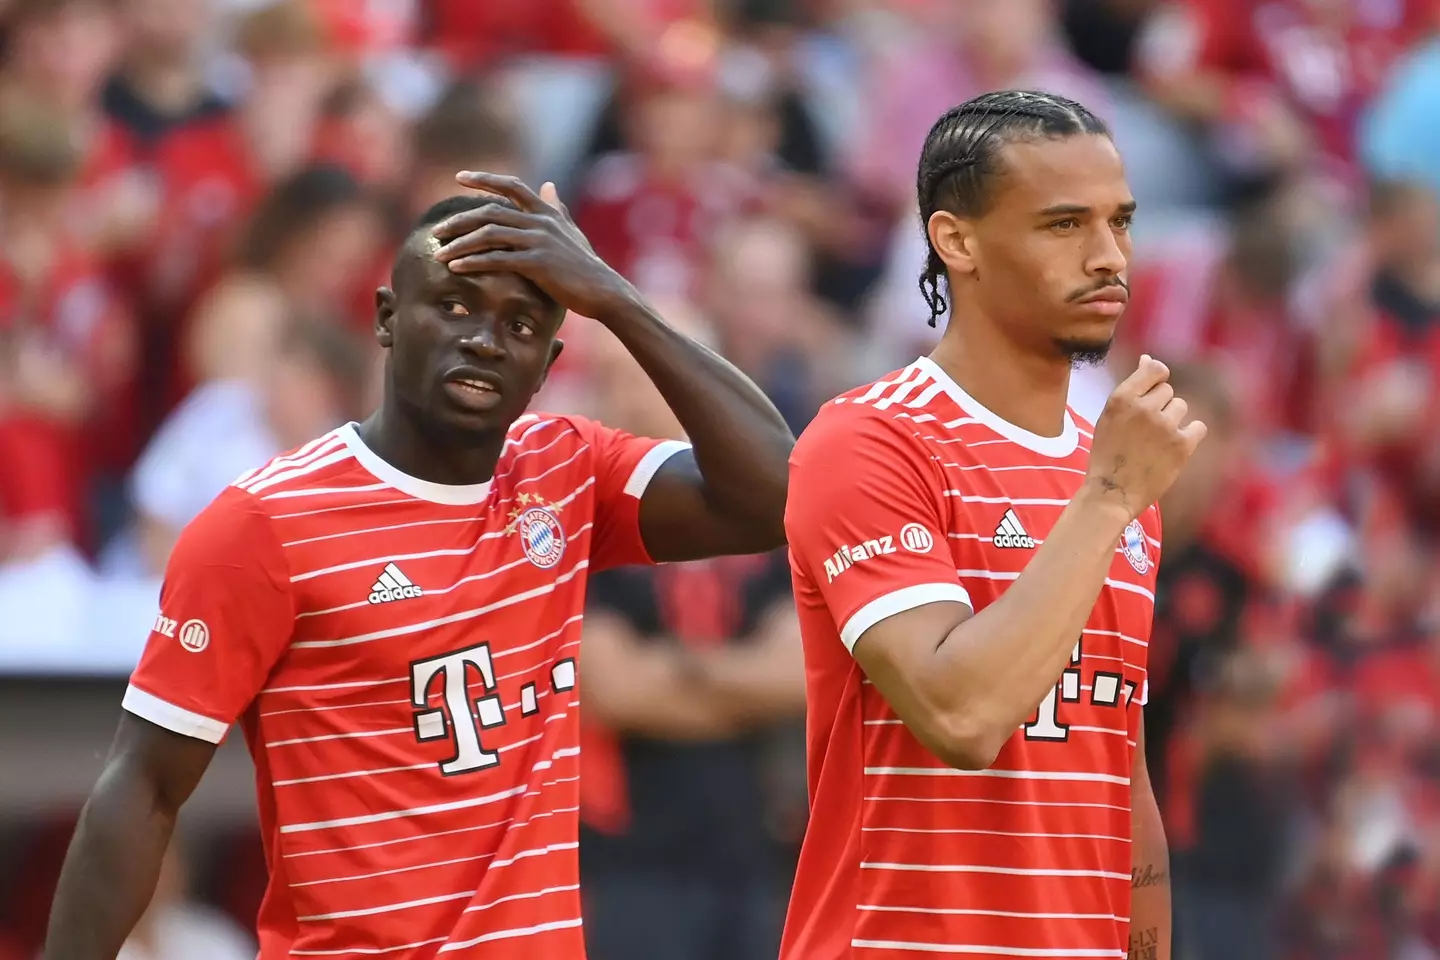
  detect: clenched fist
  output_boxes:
[1085,355,1207,520]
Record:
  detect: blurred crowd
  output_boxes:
[1,0,1440,957]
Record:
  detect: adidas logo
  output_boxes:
[369,563,423,604]
[993,509,1036,549]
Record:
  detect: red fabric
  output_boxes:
[1145,0,1430,171]
[0,245,136,538]
[575,154,755,302]
[782,362,1156,959]
[425,0,702,68]
[126,415,676,957]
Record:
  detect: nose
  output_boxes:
[1085,222,1128,278]
[458,319,506,360]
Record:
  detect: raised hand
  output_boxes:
[430,171,637,323]
[1085,355,1207,520]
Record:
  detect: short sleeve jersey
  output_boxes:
[781,359,1160,960]
[124,414,689,959]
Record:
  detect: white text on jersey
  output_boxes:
[824,537,896,583]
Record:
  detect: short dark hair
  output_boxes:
[239,164,368,270]
[916,90,1110,327]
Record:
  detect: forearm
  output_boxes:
[595,292,792,531]
[1130,789,1172,960]
[43,764,178,959]
[930,488,1131,759]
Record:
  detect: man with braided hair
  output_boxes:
[780,90,1203,959]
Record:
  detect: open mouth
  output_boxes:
[442,373,503,412]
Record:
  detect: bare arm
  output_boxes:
[850,357,1205,769]
[434,173,794,561]
[43,715,216,960]
[1129,718,1173,960]
[852,486,1131,769]
[582,600,806,739]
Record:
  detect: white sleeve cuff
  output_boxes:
[839,583,973,652]
[622,440,692,498]
[122,684,230,744]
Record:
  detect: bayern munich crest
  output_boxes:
[508,495,565,569]
[1120,519,1151,575]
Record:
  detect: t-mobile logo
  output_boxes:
[410,643,508,775]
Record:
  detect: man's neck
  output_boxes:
[357,403,507,487]
[928,316,1072,439]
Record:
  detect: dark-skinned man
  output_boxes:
[43,173,794,960]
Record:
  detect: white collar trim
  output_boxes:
[338,422,495,505]
[915,356,1080,459]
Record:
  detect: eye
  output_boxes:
[508,317,537,338]
[1112,214,1134,231]
[440,299,470,317]
[1050,218,1079,232]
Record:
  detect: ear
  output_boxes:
[928,209,977,278]
[536,338,565,391]
[374,287,396,348]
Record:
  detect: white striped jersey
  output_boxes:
[781,358,1159,959]
[124,414,690,959]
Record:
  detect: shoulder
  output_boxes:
[794,370,933,469]
[230,428,361,499]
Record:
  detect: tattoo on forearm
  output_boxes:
[1128,925,1160,960]
[1132,863,1169,890]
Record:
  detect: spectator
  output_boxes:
[579,321,806,960]
[123,315,369,575]
[0,91,137,554]
[102,0,227,147]
[181,164,382,396]
[1364,37,1440,198]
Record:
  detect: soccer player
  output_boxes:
[780,91,1206,960]
[43,173,794,959]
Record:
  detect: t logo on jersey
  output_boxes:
[411,644,508,775]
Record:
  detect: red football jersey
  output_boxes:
[781,358,1159,960]
[124,414,690,958]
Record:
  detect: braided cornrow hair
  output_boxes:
[916,90,1110,327]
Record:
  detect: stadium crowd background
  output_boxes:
[1,0,1439,957]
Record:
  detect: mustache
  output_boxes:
[1066,278,1129,302]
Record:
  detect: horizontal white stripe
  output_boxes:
[272,497,411,520]
[945,463,1087,476]
[463,883,579,916]
[864,767,1130,786]
[1068,725,1129,738]
[1104,578,1155,602]
[859,905,1127,922]
[122,685,228,744]
[281,784,527,834]
[262,678,406,695]
[246,448,356,494]
[289,476,593,581]
[273,762,431,787]
[283,515,479,548]
[299,526,592,619]
[1083,627,1149,647]
[297,889,478,922]
[956,569,1019,581]
[840,583,973,651]
[860,862,1131,880]
[864,795,1131,812]
[853,939,1122,957]
[262,482,394,501]
[863,719,906,726]
[260,696,410,719]
[265,727,411,748]
[945,493,1072,506]
[285,805,578,860]
[293,561,588,648]
[622,440,692,497]
[291,935,450,956]
[440,917,583,953]
[861,826,1129,842]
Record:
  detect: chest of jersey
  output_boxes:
[937,443,1158,749]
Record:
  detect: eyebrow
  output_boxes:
[1038,200,1139,218]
